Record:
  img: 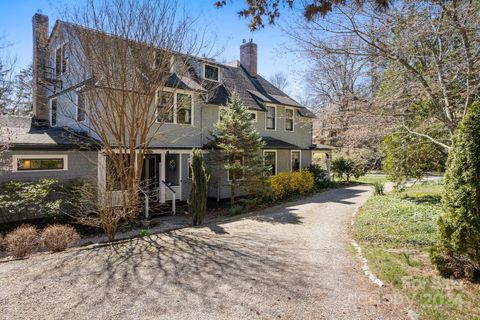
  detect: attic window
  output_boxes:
[204,64,219,81]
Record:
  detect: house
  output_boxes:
[0,13,332,213]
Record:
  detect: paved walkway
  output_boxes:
[0,185,409,319]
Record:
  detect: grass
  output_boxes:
[351,175,389,185]
[353,180,480,320]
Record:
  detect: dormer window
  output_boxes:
[204,64,219,81]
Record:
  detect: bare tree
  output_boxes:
[0,41,15,114]
[269,72,289,91]
[56,0,210,237]
[290,0,480,152]
[11,64,32,115]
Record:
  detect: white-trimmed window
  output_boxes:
[13,154,68,172]
[156,90,193,125]
[156,91,174,123]
[248,111,257,122]
[291,150,301,172]
[285,107,294,132]
[177,93,192,124]
[55,42,68,77]
[76,91,86,122]
[264,150,277,176]
[266,105,276,130]
[50,98,58,127]
[204,63,220,81]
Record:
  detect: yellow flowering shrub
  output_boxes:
[268,170,315,200]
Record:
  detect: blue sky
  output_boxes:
[0,0,307,97]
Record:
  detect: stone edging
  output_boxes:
[350,207,384,287]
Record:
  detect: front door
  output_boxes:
[164,153,181,201]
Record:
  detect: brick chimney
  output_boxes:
[240,39,257,77]
[32,13,49,120]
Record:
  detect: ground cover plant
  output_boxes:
[354,181,480,319]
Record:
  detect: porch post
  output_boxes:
[160,152,166,203]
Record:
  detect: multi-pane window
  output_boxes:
[266,106,276,130]
[264,151,276,176]
[291,151,301,172]
[55,43,68,77]
[285,108,294,131]
[156,91,174,123]
[62,43,69,73]
[17,158,64,171]
[204,64,219,81]
[156,91,193,124]
[177,93,192,124]
[77,91,86,122]
[50,99,57,126]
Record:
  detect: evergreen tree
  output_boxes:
[211,91,268,206]
[188,149,210,226]
[431,102,480,279]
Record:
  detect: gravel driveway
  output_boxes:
[0,185,409,320]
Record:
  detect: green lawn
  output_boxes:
[353,181,480,320]
[351,175,389,185]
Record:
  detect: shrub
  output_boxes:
[228,205,243,216]
[41,224,80,252]
[331,157,367,182]
[432,102,480,280]
[268,170,315,200]
[139,229,151,237]
[305,164,330,189]
[4,225,39,258]
[188,149,210,226]
[0,179,62,222]
[373,182,385,196]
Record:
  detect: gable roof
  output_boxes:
[50,20,316,118]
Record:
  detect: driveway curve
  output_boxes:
[0,185,409,320]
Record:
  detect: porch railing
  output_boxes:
[161,180,176,215]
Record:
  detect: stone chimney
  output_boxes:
[32,13,49,120]
[240,39,257,77]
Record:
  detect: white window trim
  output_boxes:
[54,41,69,77]
[76,88,87,123]
[155,88,194,126]
[12,154,69,172]
[265,105,277,131]
[290,150,301,172]
[285,107,295,132]
[50,98,58,127]
[263,149,277,176]
[202,63,221,82]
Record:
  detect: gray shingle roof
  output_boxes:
[0,116,99,150]
[206,65,316,118]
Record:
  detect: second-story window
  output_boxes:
[285,108,294,131]
[55,47,62,77]
[204,64,219,81]
[77,91,86,122]
[266,106,276,130]
[177,93,192,124]
[50,98,57,127]
[55,42,69,77]
[156,91,174,123]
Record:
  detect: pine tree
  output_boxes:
[188,149,210,226]
[211,91,268,207]
[431,102,480,279]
